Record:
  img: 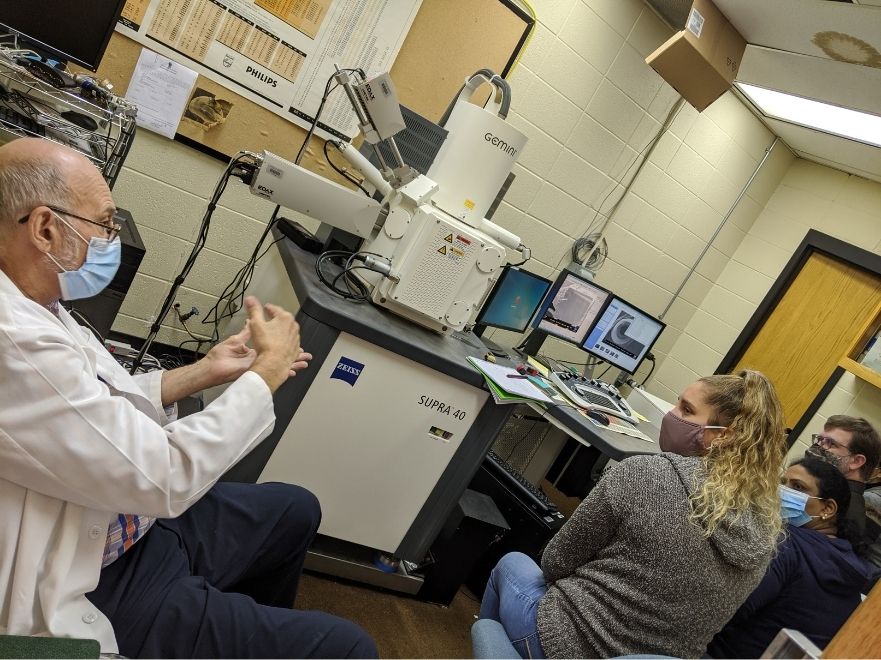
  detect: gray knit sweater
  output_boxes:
[537,453,775,659]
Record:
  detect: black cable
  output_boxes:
[504,417,539,464]
[294,68,364,166]
[200,206,283,343]
[323,140,370,196]
[596,363,612,380]
[543,354,602,371]
[639,355,656,387]
[315,250,372,301]
[130,154,255,373]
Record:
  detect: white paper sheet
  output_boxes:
[125,49,198,138]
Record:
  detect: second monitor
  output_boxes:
[532,270,611,346]
[582,296,665,374]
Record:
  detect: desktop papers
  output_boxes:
[466,357,553,405]
[580,411,654,442]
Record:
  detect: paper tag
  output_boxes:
[687,7,705,38]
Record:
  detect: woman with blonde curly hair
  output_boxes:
[477,370,787,659]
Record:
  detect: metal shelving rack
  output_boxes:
[0,40,137,187]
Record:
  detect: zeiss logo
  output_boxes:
[330,357,364,386]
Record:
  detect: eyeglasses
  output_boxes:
[811,433,852,454]
[18,205,121,241]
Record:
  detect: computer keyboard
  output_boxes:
[546,368,639,425]
[485,450,560,517]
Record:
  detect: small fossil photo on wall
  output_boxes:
[183,88,233,130]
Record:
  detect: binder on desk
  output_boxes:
[466,357,554,405]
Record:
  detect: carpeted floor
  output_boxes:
[293,480,581,658]
[294,574,480,658]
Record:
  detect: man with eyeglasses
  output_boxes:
[0,137,377,657]
[806,415,881,555]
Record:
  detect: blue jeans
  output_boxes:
[479,552,547,659]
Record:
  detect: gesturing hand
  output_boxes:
[202,323,257,386]
[244,296,304,392]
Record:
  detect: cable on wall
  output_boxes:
[577,96,686,270]
[658,136,780,320]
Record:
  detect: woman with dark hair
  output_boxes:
[707,456,874,658]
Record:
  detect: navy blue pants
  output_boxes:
[86,482,378,658]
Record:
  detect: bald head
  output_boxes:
[0,138,109,236]
[0,139,117,305]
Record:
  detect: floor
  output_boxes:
[293,481,581,658]
[295,574,480,658]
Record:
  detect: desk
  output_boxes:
[226,235,659,588]
[534,388,662,462]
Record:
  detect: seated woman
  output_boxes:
[478,370,787,659]
[707,457,874,658]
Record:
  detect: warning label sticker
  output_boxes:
[437,245,447,255]
[444,233,453,243]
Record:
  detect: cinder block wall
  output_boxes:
[477,0,791,391]
[109,0,880,423]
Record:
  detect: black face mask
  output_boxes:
[805,444,849,471]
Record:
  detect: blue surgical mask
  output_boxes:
[779,484,822,527]
[46,211,121,301]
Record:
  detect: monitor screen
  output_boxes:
[0,1,126,71]
[475,267,552,333]
[582,296,666,374]
[532,271,610,345]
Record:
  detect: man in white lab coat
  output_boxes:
[0,138,377,658]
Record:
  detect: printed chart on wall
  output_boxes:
[116,0,422,139]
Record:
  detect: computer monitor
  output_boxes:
[531,270,611,346]
[582,295,666,374]
[0,0,126,71]
[474,267,552,335]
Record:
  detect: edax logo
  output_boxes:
[330,357,364,386]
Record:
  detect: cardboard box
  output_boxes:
[646,0,746,112]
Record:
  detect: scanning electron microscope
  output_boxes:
[242,67,532,332]
[213,68,532,588]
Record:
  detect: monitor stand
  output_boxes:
[481,335,511,359]
[518,330,548,357]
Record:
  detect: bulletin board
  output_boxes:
[85,0,533,188]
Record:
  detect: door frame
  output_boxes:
[717,229,881,443]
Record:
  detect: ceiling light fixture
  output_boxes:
[735,82,881,148]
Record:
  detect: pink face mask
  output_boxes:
[659,411,726,456]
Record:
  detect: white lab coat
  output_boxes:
[0,269,276,652]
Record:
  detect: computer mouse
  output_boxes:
[586,409,610,426]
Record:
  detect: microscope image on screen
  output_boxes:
[534,272,610,345]
[541,286,596,333]
[600,311,646,359]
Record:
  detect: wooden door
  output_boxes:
[735,253,881,428]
